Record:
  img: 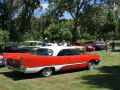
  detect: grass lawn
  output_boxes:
[0,49,120,90]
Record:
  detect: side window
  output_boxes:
[66,49,79,56]
[57,50,66,56]
[66,49,74,55]
[57,49,80,56]
[73,49,80,55]
[48,49,53,56]
[35,49,53,56]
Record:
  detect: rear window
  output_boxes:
[35,48,53,56]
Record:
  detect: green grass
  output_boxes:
[0,49,120,90]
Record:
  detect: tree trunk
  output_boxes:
[72,20,78,43]
[8,0,13,39]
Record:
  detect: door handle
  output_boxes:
[67,57,71,60]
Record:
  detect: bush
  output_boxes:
[22,32,33,41]
[0,29,9,44]
[115,34,120,40]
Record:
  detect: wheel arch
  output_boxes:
[39,66,55,73]
[89,59,96,64]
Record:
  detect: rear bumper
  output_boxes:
[6,64,26,73]
[6,64,40,73]
[94,60,100,65]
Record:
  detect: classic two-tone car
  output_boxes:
[4,46,100,77]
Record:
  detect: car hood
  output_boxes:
[82,53,100,59]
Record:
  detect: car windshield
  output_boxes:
[11,45,18,48]
[23,41,42,46]
[35,48,53,56]
[4,45,18,49]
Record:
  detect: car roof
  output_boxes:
[39,46,77,56]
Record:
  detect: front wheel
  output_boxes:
[41,67,53,77]
[86,61,94,70]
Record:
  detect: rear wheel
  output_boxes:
[41,67,53,77]
[87,61,94,70]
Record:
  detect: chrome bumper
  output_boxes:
[6,64,26,73]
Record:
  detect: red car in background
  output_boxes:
[74,42,95,51]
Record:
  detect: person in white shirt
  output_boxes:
[52,41,58,46]
[61,40,67,46]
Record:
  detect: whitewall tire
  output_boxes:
[41,67,53,77]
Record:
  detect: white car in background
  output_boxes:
[74,46,86,52]
[19,41,42,50]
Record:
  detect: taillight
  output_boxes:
[0,55,3,60]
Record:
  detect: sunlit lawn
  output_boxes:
[0,48,120,90]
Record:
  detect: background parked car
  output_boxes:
[73,46,86,53]
[85,40,106,50]
[20,41,42,50]
[0,44,30,53]
[74,42,95,51]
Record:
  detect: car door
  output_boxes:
[57,49,88,71]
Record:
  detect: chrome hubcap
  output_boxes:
[88,62,94,70]
[42,68,52,76]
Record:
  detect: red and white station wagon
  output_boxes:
[4,46,100,77]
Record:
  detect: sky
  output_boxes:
[34,0,100,19]
[34,1,72,19]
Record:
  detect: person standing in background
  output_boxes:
[67,41,72,46]
[61,40,67,46]
[105,40,109,52]
[111,40,116,51]
[52,41,58,46]
[42,38,48,46]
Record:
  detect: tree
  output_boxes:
[0,0,11,30]
[44,20,72,42]
[0,29,9,44]
[48,0,102,42]
[100,0,120,38]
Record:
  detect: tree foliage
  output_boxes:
[0,29,9,44]
[0,0,120,44]
[48,0,94,42]
[44,20,72,42]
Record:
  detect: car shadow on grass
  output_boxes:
[2,71,42,80]
[53,69,84,76]
[2,69,84,81]
[0,65,5,68]
[112,49,120,52]
[80,66,120,90]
